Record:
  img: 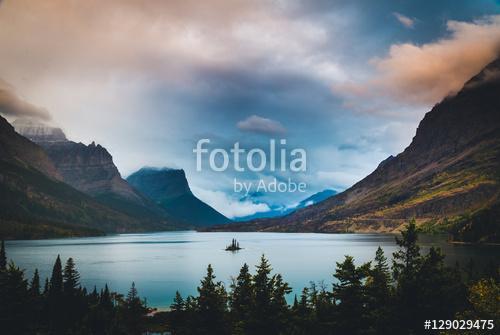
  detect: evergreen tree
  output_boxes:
[270,273,292,333]
[172,291,185,312]
[120,282,149,335]
[291,287,312,334]
[229,263,253,334]
[392,219,421,281]
[49,255,63,296]
[170,291,187,335]
[365,247,392,334]
[250,255,275,335]
[196,264,229,335]
[0,262,32,334]
[63,257,80,295]
[29,269,41,297]
[48,255,64,334]
[332,255,369,335]
[392,220,423,333]
[0,240,6,271]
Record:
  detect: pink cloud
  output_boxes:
[334,15,500,111]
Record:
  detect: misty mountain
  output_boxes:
[14,121,170,221]
[127,167,231,227]
[0,116,179,239]
[208,58,500,243]
[235,189,337,221]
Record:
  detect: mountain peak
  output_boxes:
[12,119,67,143]
[127,167,230,226]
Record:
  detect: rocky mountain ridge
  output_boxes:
[207,58,500,242]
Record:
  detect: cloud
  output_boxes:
[335,15,500,109]
[393,12,415,28]
[0,80,51,120]
[237,115,286,135]
[191,187,270,218]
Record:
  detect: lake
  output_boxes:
[5,231,499,308]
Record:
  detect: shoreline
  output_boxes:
[3,229,498,246]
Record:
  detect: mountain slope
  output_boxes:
[13,121,170,222]
[127,167,231,226]
[0,116,179,239]
[209,58,500,242]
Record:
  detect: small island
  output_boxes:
[225,238,242,251]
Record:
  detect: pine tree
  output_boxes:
[121,282,149,335]
[290,287,312,335]
[365,247,392,334]
[1,262,32,334]
[270,273,291,333]
[30,269,41,297]
[251,255,275,335]
[170,291,187,335]
[391,220,423,333]
[172,291,185,312]
[63,257,80,295]
[332,255,369,335]
[0,240,6,271]
[49,255,63,296]
[393,219,421,280]
[196,264,229,335]
[230,263,253,334]
[48,255,64,333]
[368,247,391,300]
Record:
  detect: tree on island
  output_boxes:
[226,238,242,251]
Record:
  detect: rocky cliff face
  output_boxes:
[127,167,231,226]
[41,141,142,201]
[14,121,175,223]
[0,116,178,239]
[13,121,145,202]
[210,58,500,242]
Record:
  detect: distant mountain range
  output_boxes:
[127,167,230,227]
[207,58,500,243]
[235,189,337,221]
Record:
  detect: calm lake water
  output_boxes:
[5,231,499,308]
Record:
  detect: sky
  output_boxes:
[0,0,499,218]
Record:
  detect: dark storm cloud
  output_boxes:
[0,81,51,121]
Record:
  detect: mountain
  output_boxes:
[11,119,68,143]
[127,167,231,226]
[13,121,169,221]
[234,189,337,221]
[207,58,500,243]
[0,116,179,239]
